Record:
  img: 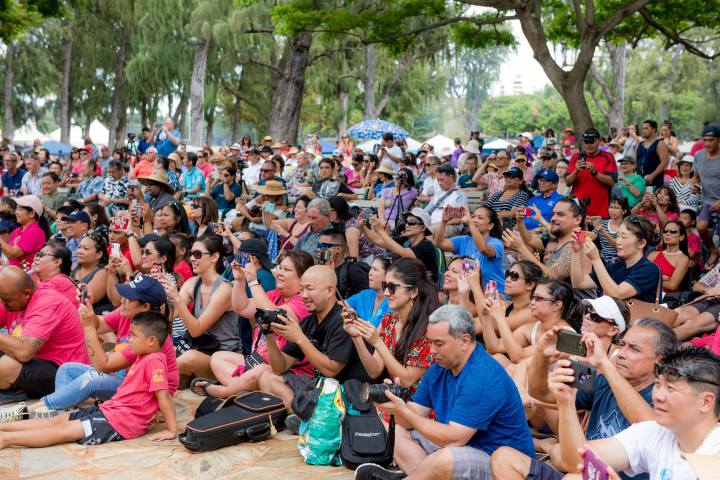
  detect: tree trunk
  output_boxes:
[267,33,312,145]
[338,85,349,137]
[230,95,241,143]
[60,32,73,144]
[363,44,377,119]
[140,99,148,128]
[607,43,626,133]
[205,111,214,146]
[2,42,14,141]
[172,85,188,127]
[108,28,128,150]
[117,100,128,150]
[189,39,210,146]
[659,46,682,121]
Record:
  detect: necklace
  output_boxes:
[663,250,683,255]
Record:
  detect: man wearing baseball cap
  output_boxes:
[694,124,720,268]
[525,169,563,230]
[566,127,618,218]
[63,210,91,264]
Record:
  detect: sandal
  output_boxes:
[189,377,218,397]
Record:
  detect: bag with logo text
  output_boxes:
[340,379,395,470]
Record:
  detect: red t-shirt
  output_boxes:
[690,139,705,156]
[8,222,46,269]
[567,151,618,218]
[0,284,89,366]
[104,308,179,394]
[100,351,169,439]
[175,261,193,282]
[38,274,79,308]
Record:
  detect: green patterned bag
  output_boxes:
[297,377,345,466]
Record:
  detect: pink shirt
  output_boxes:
[197,162,214,179]
[690,325,720,355]
[100,351,168,439]
[0,285,89,366]
[344,169,363,189]
[8,222,46,269]
[38,274,79,308]
[104,308,179,393]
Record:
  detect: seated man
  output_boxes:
[294,198,332,259]
[356,305,534,480]
[257,266,372,423]
[0,266,89,404]
[62,210,91,265]
[424,164,468,236]
[492,316,678,480]
[318,229,369,298]
[554,345,720,479]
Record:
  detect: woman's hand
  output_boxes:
[502,229,525,252]
[159,276,180,304]
[244,258,258,282]
[369,215,382,232]
[230,261,246,282]
[582,238,601,262]
[353,318,381,347]
[457,270,471,296]
[483,291,504,319]
[341,309,361,338]
[78,288,98,329]
[112,254,133,277]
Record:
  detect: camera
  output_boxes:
[254,308,287,327]
[362,383,411,403]
[373,144,382,155]
[127,133,136,141]
[319,248,334,264]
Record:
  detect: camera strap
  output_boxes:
[426,188,458,216]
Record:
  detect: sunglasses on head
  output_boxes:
[505,270,520,281]
[654,363,720,386]
[381,281,413,295]
[189,250,211,259]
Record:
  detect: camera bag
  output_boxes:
[340,380,395,470]
[179,391,288,453]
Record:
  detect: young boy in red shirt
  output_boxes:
[0,311,177,448]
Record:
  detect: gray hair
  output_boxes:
[428,305,475,338]
[632,318,678,357]
[146,146,157,155]
[308,198,331,216]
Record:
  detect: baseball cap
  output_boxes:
[80,145,93,154]
[260,145,274,154]
[583,128,601,143]
[15,195,44,217]
[536,169,559,183]
[581,296,628,333]
[401,208,432,234]
[618,157,635,163]
[677,154,694,165]
[116,274,167,309]
[238,239,274,271]
[702,124,720,138]
[503,166,524,178]
[229,143,242,151]
[63,210,91,225]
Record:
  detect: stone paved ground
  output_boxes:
[0,391,354,479]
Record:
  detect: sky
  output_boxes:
[490,20,552,97]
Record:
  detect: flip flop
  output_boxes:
[189,377,218,397]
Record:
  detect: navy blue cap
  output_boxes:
[63,211,91,225]
[702,124,720,138]
[115,274,167,309]
[503,166,524,178]
[536,169,559,183]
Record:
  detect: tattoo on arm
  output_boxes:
[85,337,96,360]
[20,336,45,355]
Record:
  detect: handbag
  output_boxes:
[625,271,678,327]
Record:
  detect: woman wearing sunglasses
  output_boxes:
[189,196,219,238]
[343,258,439,420]
[161,234,236,379]
[647,220,690,293]
[496,260,545,332]
[71,233,112,314]
[31,242,77,306]
[441,257,479,318]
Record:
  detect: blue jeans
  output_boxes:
[42,363,123,410]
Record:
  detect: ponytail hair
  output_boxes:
[534,278,582,331]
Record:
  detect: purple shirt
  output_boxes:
[379,186,418,220]
[451,147,463,168]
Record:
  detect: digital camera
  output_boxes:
[362,383,411,403]
[255,308,287,327]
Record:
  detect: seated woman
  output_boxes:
[71,232,112,314]
[674,261,720,340]
[346,256,392,328]
[482,279,580,366]
[0,275,177,420]
[490,260,544,333]
[137,201,191,237]
[268,195,312,257]
[31,242,77,307]
[648,220,690,293]
[194,250,315,398]
[441,257,479,318]
[330,196,383,261]
[84,202,110,238]
[571,215,662,303]
[162,234,237,379]
[631,185,680,230]
[189,196,219,238]
[343,258,438,418]
[0,195,49,270]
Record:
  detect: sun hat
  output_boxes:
[138,170,174,193]
[464,139,481,155]
[374,164,395,176]
[256,180,288,196]
[401,207,432,234]
[15,195,43,217]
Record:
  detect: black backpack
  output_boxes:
[337,258,371,299]
[340,380,395,470]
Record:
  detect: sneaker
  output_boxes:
[0,403,29,423]
[0,390,27,406]
[32,406,60,419]
[354,463,406,480]
[284,413,301,435]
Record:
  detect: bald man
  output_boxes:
[0,266,89,403]
[257,265,372,413]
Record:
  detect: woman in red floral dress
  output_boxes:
[343,257,439,417]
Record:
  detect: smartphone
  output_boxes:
[645,186,654,194]
[485,280,497,298]
[582,448,609,480]
[79,285,89,304]
[152,262,165,279]
[462,259,477,272]
[576,230,589,243]
[556,330,588,356]
[570,360,597,394]
[110,242,121,258]
[587,216,602,224]
[523,207,534,217]
[235,251,251,267]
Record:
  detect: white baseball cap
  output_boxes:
[581,296,627,333]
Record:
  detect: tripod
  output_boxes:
[385,181,406,235]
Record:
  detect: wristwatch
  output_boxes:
[126,232,136,238]
[247,280,259,287]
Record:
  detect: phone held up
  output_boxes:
[583,449,609,480]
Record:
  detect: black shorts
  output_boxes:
[69,406,124,445]
[9,356,58,397]
[527,457,564,480]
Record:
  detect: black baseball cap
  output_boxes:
[239,239,274,271]
[583,128,601,143]
[702,124,720,138]
[503,166,524,179]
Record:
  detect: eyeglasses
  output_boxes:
[663,228,680,235]
[382,281,413,295]
[260,169,274,173]
[223,173,231,177]
[142,249,157,257]
[531,295,555,303]
[35,251,57,259]
[505,270,521,281]
[189,250,212,259]
[654,364,720,386]
[583,307,615,325]
[191,204,203,209]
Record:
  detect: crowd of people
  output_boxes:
[0,118,716,480]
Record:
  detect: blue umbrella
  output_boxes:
[42,140,72,156]
[347,119,410,141]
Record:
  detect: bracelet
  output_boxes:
[247,280,259,287]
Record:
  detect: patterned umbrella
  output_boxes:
[347,119,410,141]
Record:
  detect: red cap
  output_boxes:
[80,145,93,153]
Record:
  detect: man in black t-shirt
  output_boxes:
[305,157,357,200]
[257,265,372,411]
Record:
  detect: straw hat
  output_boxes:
[374,164,395,176]
[256,180,287,196]
[138,170,174,193]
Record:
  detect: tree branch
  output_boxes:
[589,86,609,118]
[242,59,284,77]
[569,0,585,37]
[309,46,361,65]
[590,62,613,104]
[639,8,720,59]
[595,0,651,41]
[370,13,517,44]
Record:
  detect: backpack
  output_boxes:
[337,258,371,299]
[340,379,395,470]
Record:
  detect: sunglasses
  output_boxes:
[654,364,720,386]
[531,294,555,303]
[404,220,421,227]
[191,204,203,209]
[505,270,520,281]
[663,228,680,235]
[261,169,274,173]
[142,248,157,257]
[583,307,615,325]
[36,251,57,259]
[189,250,212,259]
[382,281,413,295]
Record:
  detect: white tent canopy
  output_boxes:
[48,120,110,147]
[357,137,423,154]
[483,138,515,151]
[12,120,47,145]
[424,134,455,156]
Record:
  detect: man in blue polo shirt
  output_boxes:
[525,169,564,230]
[355,305,533,480]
